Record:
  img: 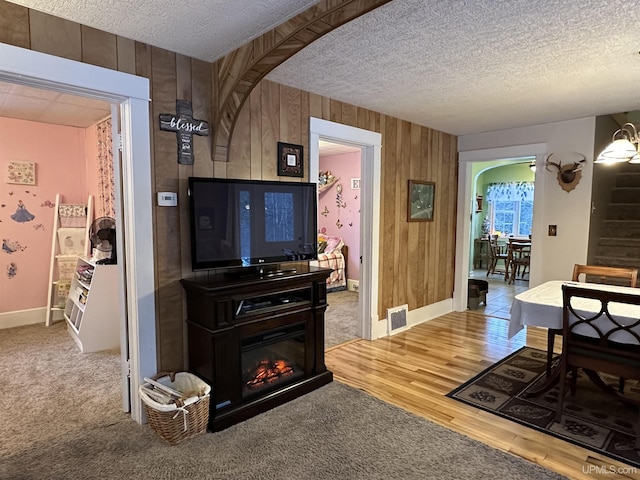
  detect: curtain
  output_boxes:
[97,118,116,219]
[486,182,534,202]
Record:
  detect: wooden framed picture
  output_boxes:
[408,180,435,222]
[277,142,304,177]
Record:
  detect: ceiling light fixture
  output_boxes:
[596,122,640,164]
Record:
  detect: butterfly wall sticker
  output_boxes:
[320,206,329,217]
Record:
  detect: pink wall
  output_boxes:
[318,152,361,281]
[0,117,89,313]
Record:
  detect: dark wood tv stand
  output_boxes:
[181,264,333,432]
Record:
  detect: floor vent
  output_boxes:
[387,304,409,335]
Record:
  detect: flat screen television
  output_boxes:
[188,177,318,271]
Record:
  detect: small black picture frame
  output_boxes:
[277,142,304,177]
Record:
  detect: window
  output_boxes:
[491,200,533,237]
[486,182,534,237]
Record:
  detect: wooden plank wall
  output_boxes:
[228,80,458,318]
[0,1,458,369]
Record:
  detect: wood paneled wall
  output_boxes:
[226,79,458,318]
[0,1,457,370]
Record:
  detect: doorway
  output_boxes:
[469,159,536,319]
[317,140,362,346]
[309,118,382,340]
[0,42,156,423]
[454,143,548,312]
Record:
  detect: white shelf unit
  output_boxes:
[45,194,93,326]
[63,256,120,353]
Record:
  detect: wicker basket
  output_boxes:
[140,372,211,445]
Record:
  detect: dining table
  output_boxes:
[509,279,640,396]
[509,280,640,339]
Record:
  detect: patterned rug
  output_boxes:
[447,347,640,468]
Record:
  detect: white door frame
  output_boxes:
[309,118,382,339]
[453,143,548,311]
[0,42,157,423]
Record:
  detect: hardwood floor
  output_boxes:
[325,310,639,480]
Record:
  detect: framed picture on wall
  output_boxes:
[408,180,435,222]
[277,142,304,177]
[6,161,36,185]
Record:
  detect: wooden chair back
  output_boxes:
[547,264,638,379]
[505,239,531,284]
[572,264,638,288]
[557,284,640,445]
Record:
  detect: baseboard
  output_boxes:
[0,307,59,329]
[372,298,453,339]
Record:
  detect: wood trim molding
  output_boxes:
[211,0,392,162]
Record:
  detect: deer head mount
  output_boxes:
[545,153,587,192]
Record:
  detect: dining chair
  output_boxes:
[556,284,640,447]
[546,264,639,378]
[486,236,508,277]
[506,239,531,284]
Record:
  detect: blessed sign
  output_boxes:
[159,100,210,165]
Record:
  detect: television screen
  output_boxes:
[188,177,318,270]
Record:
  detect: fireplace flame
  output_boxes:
[246,359,294,389]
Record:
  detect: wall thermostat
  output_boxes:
[157,192,178,207]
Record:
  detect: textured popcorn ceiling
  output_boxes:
[6,0,640,135]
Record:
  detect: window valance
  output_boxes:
[486,182,534,202]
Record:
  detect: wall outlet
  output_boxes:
[548,225,557,236]
[347,279,359,292]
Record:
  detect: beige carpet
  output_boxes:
[1,322,567,480]
[324,289,358,348]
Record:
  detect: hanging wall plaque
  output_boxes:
[159,100,210,165]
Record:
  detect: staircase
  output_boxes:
[593,165,640,270]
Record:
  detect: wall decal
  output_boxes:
[159,100,210,165]
[336,219,343,229]
[335,184,346,209]
[6,161,36,185]
[34,223,44,231]
[8,191,13,195]
[7,262,17,278]
[2,239,26,254]
[11,200,35,223]
[41,200,55,208]
[320,206,330,217]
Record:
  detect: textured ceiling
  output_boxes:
[5,0,640,136]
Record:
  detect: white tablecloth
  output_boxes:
[508,280,640,339]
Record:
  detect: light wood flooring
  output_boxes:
[326,309,639,480]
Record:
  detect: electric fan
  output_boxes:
[90,216,117,264]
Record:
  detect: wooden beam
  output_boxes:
[211,0,392,162]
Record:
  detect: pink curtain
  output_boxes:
[97,118,115,219]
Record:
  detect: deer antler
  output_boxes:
[545,153,587,185]
[545,153,562,173]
